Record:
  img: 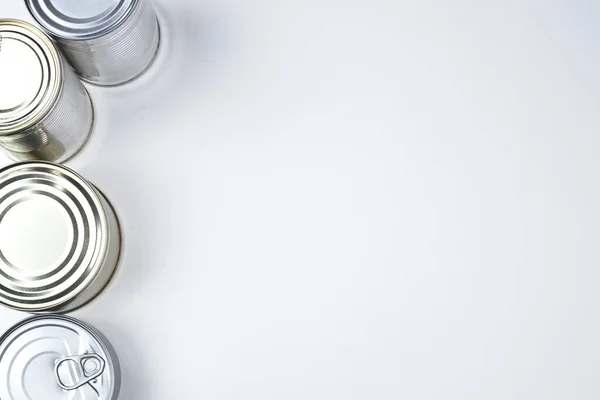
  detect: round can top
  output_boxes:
[0,315,119,400]
[0,20,61,135]
[0,162,111,312]
[26,0,139,40]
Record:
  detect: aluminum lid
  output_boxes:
[0,315,120,400]
[26,0,139,40]
[0,162,112,312]
[0,20,61,135]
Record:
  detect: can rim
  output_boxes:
[0,20,62,135]
[0,315,110,354]
[0,161,114,312]
[0,314,120,399]
[25,0,140,41]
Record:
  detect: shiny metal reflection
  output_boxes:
[26,0,160,85]
[0,161,121,313]
[0,20,94,162]
[0,315,120,400]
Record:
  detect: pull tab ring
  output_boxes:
[54,354,106,391]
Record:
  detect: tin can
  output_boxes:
[26,0,160,86]
[0,314,121,400]
[0,161,121,313]
[0,20,94,163]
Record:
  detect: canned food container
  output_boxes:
[26,0,160,86]
[0,315,121,400]
[0,161,121,313]
[0,20,94,162]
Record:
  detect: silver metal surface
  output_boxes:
[55,354,106,391]
[25,0,138,40]
[27,0,160,86]
[0,315,120,400]
[0,161,121,313]
[0,20,94,162]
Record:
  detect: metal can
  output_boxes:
[0,20,94,162]
[0,161,121,313]
[26,0,160,86]
[0,314,121,400]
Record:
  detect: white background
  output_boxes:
[2,0,600,398]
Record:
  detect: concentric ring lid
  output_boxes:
[0,315,119,400]
[0,20,61,135]
[0,162,110,312]
[26,0,138,40]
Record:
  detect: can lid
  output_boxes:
[0,162,111,312]
[0,315,119,400]
[26,0,139,40]
[0,20,61,135]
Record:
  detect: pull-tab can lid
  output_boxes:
[0,315,120,399]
